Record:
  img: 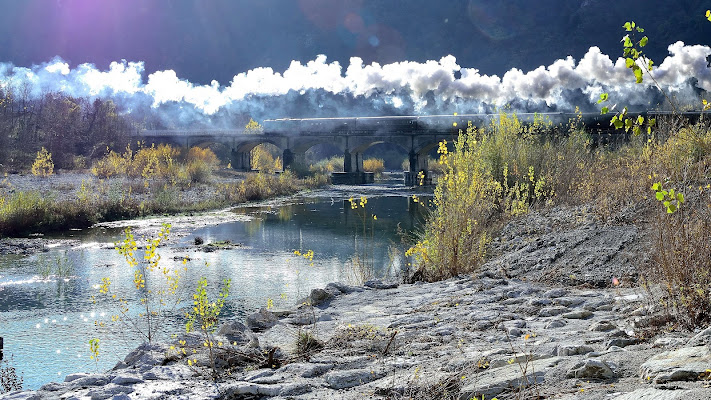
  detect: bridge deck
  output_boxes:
[137,111,694,137]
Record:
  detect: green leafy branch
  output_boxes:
[88,338,100,370]
[651,182,684,214]
[598,21,670,135]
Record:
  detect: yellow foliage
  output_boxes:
[363,158,385,175]
[310,156,343,174]
[91,144,218,184]
[251,144,281,172]
[408,112,556,281]
[31,147,54,177]
[187,147,219,167]
[244,118,263,134]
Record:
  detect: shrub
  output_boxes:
[91,149,127,178]
[94,224,183,344]
[184,274,231,380]
[187,147,219,167]
[363,158,385,176]
[407,114,555,281]
[648,183,711,329]
[296,329,323,357]
[310,156,343,174]
[251,144,281,173]
[0,191,53,236]
[187,160,213,183]
[31,147,54,177]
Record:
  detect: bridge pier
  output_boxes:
[230,149,252,171]
[343,150,363,173]
[282,149,306,171]
[332,149,373,184]
[405,151,431,186]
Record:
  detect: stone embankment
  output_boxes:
[3,206,711,399]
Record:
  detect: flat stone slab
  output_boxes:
[613,388,711,400]
[461,357,563,399]
[640,346,711,384]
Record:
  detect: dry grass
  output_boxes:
[408,112,711,331]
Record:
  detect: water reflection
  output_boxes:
[0,190,430,390]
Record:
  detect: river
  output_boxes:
[0,183,431,390]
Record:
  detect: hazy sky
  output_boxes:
[0,0,709,122]
[1,0,708,85]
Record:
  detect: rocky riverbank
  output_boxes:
[3,205,711,400]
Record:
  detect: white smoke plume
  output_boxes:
[0,41,709,125]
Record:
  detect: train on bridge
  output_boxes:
[135,111,702,185]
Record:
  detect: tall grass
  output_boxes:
[642,120,711,329]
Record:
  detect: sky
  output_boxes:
[0,0,710,124]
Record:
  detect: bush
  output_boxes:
[310,156,343,174]
[187,160,213,183]
[251,144,281,172]
[91,148,128,178]
[648,183,711,329]
[363,158,385,176]
[407,113,561,281]
[0,191,54,235]
[187,147,219,167]
[91,144,219,185]
[31,147,54,177]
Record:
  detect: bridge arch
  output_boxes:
[231,139,284,171]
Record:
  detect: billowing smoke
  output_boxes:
[1,41,709,128]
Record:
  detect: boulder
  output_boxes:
[122,343,169,369]
[557,345,595,357]
[218,320,258,347]
[566,359,617,380]
[562,310,593,319]
[246,308,278,332]
[687,326,711,347]
[364,279,398,289]
[589,320,617,332]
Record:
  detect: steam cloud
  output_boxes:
[1,41,710,127]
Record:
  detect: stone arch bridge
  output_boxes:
[135,112,640,185]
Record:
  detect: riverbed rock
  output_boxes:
[324,368,386,389]
[217,320,259,347]
[460,357,562,399]
[246,308,278,332]
[562,309,593,319]
[640,346,711,383]
[363,279,398,289]
[686,326,711,347]
[120,343,169,370]
[566,359,617,380]
[589,320,617,332]
[613,388,711,399]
